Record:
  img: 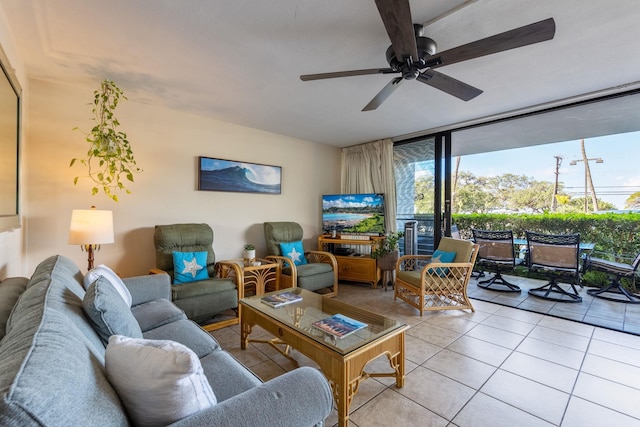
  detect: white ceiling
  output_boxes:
[2,0,640,148]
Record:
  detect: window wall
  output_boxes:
[393,137,438,255]
[392,89,640,252]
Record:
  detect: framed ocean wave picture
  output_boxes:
[198,156,282,194]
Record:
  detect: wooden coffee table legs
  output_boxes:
[240,307,407,427]
[330,334,406,427]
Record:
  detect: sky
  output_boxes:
[458,130,640,209]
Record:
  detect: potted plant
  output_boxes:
[243,244,256,266]
[372,231,404,271]
[70,79,142,202]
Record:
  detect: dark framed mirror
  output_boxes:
[0,44,21,232]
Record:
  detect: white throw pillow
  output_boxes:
[105,335,216,426]
[84,264,132,307]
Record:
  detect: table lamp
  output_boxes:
[68,206,114,271]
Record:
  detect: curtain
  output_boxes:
[341,139,397,232]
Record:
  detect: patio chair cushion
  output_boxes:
[588,258,635,276]
[396,270,421,288]
[428,250,457,277]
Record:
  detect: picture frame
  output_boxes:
[0,44,21,232]
[198,156,281,194]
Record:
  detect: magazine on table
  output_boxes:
[312,313,367,338]
[260,291,302,308]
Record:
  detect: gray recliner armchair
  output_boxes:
[264,221,338,297]
[152,223,242,331]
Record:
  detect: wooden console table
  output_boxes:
[318,235,384,288]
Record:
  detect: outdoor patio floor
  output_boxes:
[468,275,640,335]
[210,278,640,426]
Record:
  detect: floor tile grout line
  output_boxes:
[214,283,640,425]
[445,316,565,426]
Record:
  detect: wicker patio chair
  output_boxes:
[394,237,479,315]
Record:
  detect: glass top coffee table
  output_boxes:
[240,287,408,427]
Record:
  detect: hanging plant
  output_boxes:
[70,79,142,202]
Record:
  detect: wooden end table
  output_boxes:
[216,258,281,297]
[240,288,408,427]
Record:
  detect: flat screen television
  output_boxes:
[322,193,385,235]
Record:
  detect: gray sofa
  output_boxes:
[0,255,333,426]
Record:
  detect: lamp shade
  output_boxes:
[68,208,114,245]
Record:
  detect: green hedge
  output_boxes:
[453,212,640,290]
[452,212,640,255]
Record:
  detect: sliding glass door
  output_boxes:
[394,134,451,255]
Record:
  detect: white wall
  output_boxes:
[21,78,341,277]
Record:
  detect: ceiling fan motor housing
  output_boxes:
[300,0,556,110]
[386,36,437,80]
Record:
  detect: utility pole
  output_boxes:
[452,156,461,213]
[551,155,562,212]
[570,139,603,213]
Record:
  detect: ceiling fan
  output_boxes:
[300,0,555,111]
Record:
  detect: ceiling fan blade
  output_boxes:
[417,70,482,101]
[362,77,404,111]
[300,68,396,81]
[430,18,556,69]
[375,0,418,62]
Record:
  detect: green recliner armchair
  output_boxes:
[264,221,338,297]
[152,223,242,331]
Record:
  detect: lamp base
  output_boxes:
[81,244,100,271]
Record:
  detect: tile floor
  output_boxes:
[468,274,640,335]
[210,278,640,426]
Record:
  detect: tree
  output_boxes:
[414,174,435,213]
[566,197,616,213]
[454,172,493,213]
[626,192,640,209]
[511,180,556,212]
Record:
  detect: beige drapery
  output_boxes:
[340,139,397,232]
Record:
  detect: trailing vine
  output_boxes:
[70,80,142,202]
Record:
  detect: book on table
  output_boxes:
[260,291,302,308]
[312,313,368,338]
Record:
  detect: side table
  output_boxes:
[216,258,281,297]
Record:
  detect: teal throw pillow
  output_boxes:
[83,276,143,345]
[173,251,209,284]
[279,241,308,266]
[428,250,457,277]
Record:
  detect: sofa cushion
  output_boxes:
[131,298,187,332]
[0,255,128,426]
[200,350,262,402]
[143,318,220,359]
[0,277,28,340]
[83,276,143,344]
[173,251,209,284]
[105,335,217,427]
[84,264,133,306]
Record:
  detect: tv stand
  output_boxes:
[318,235,384,288]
